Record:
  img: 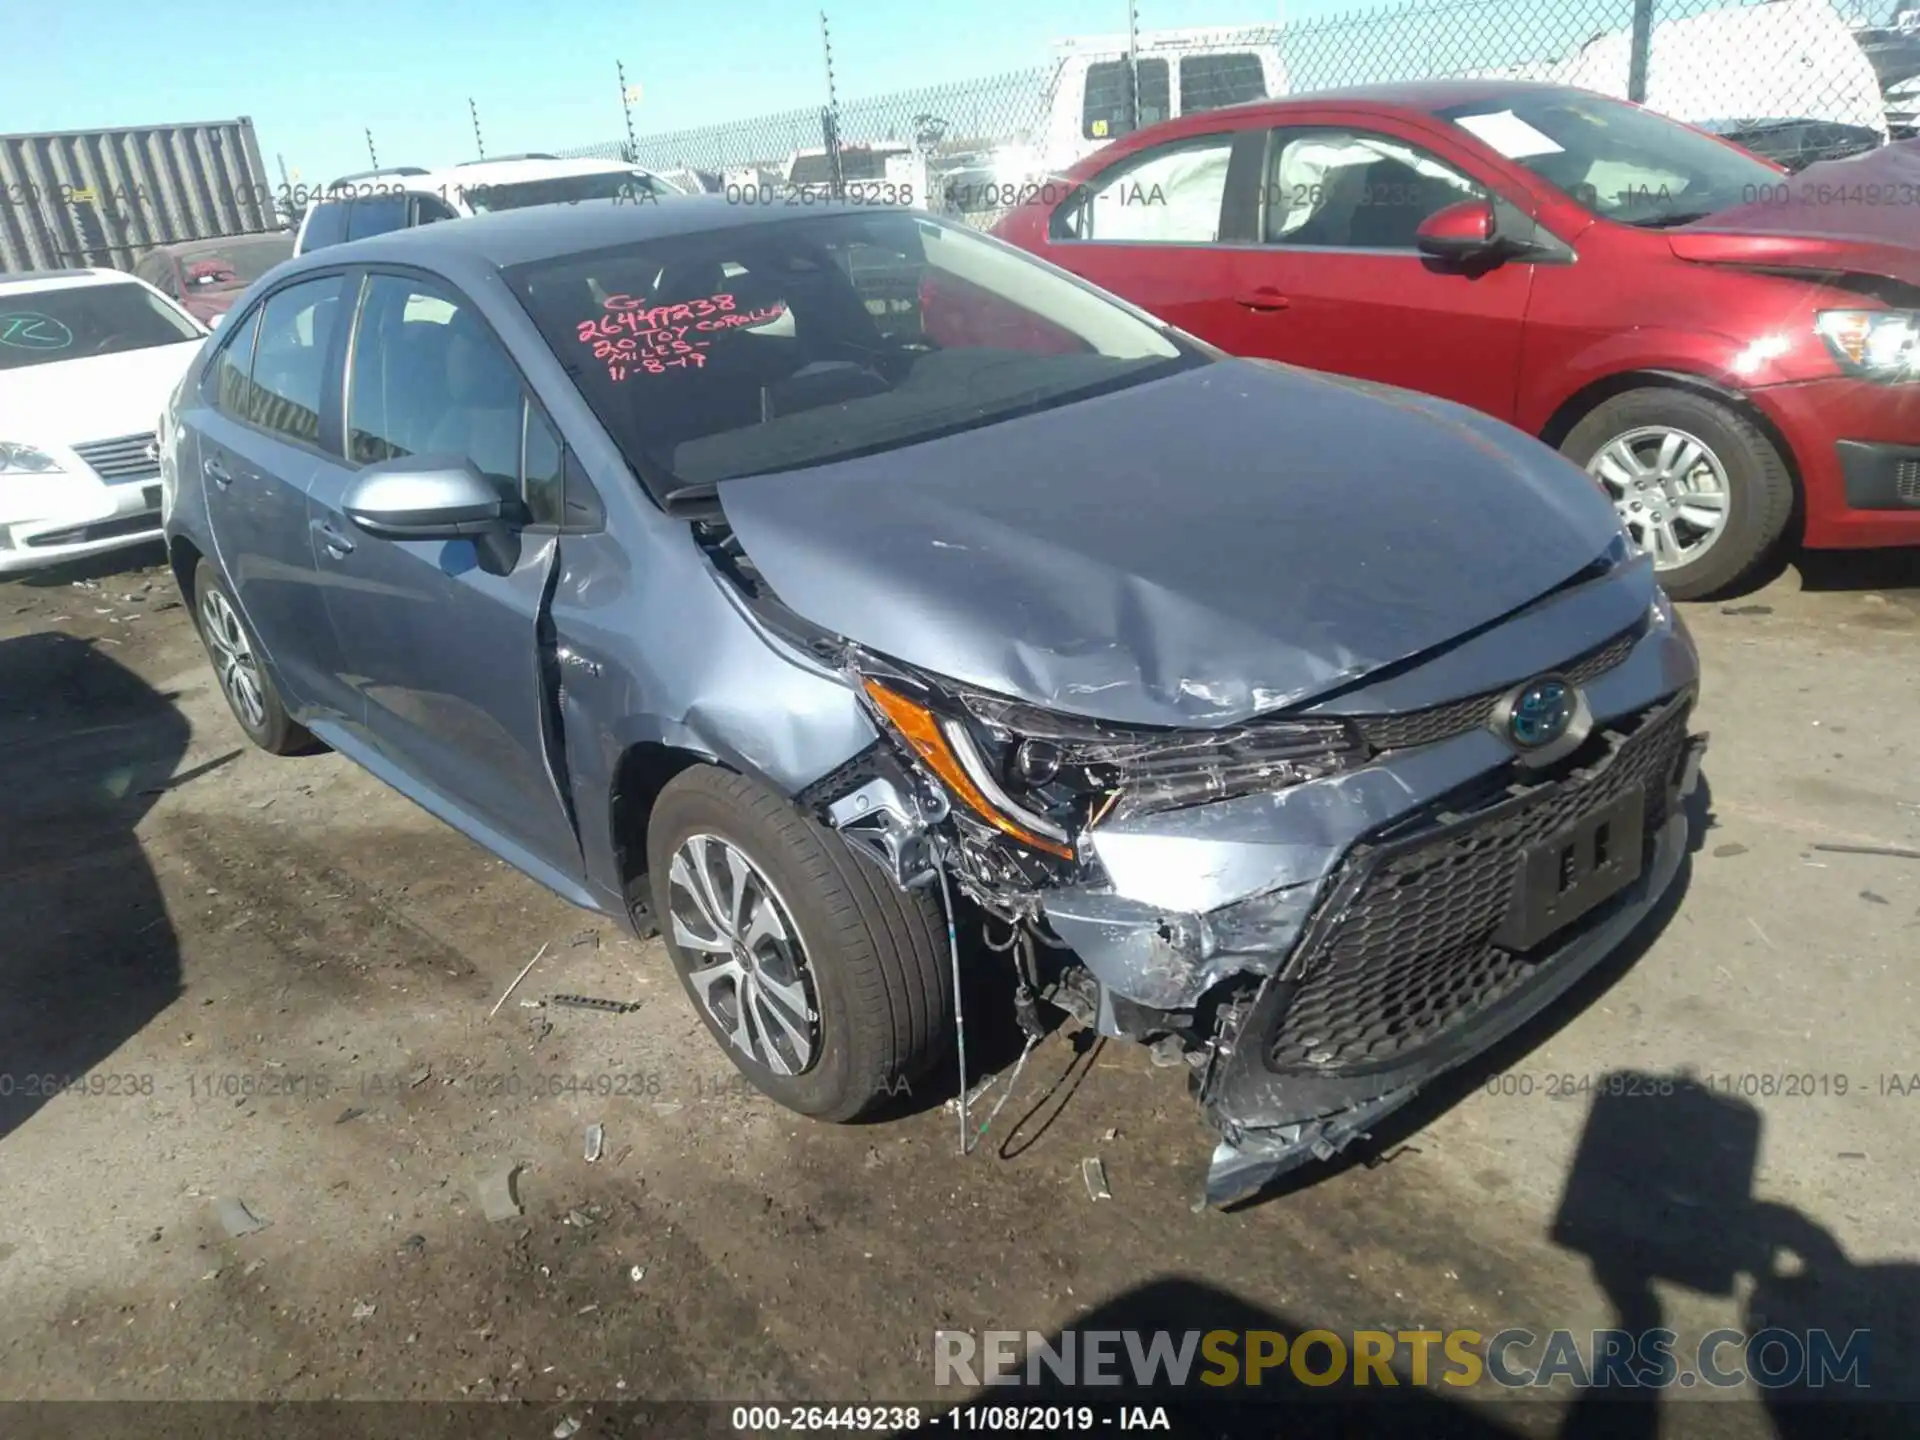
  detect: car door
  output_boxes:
[309,268,582,878]
[193,272,356,720]
[1042,128,1266,348]
[1224,119,1536,422]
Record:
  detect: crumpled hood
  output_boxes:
[1666,229,1920,288]
[1670,140,1920,286]
[718,359,1624,728]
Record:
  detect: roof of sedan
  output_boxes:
[285,195,889,275]
[0,267,136,290]
[151,232,295,257]
[1244,77,1585,114]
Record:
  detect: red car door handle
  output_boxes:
[1234,288,1291,311]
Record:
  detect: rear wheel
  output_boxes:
[647,765,951,1121]
[1560,387,1795,600]
[191,559,317,755]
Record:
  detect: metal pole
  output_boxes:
[365,129,378,169]
[618,60,639,163]
[821,11,843,194]
[1126,0,1141,133]
[470,98,486,161]
[1626,0,1654,105]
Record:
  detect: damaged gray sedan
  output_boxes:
[161,199,1706,1206]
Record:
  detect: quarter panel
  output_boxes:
[545,526,878,905]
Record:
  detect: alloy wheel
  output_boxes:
[1587,425,1732,570]
[667,832,821,1076]
[199,588,267,732]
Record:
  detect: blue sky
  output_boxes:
[10,0,1371,184]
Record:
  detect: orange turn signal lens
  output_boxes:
[861,678,1075,860]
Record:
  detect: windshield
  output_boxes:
[1435,90,1782,227]
[0,280,201,371]
[177,236,295,289]
[506,211,1201,495]
[458,172,670,213]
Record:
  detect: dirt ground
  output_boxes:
[1,540,1916,1436]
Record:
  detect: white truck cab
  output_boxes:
[1033,28,1287,174]
[932,28,1285,219]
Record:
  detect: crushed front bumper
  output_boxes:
[1195,696,1705,1206]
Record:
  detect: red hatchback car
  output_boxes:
[995,81,1920,599]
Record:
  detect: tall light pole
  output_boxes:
[618,61,642,162]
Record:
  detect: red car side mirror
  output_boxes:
[1416,199,1502,263]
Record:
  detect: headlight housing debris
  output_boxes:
[855,658,1366,864]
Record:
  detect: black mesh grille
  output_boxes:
[1897,459,1920,505]
[1352,623,1641,754]
[1266,693,1692,1074]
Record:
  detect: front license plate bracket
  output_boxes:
[1497,785,1647,952]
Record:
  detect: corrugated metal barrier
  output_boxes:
[1,118,280,275]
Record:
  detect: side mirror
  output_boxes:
[1416,199,1504,264]
[344,456,511,541]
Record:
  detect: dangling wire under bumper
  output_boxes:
[935,845,1047,1158]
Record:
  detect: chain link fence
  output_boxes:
[547,0,1917,226]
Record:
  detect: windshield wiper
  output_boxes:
[662,479,721,513]
[1624,210,1720,229]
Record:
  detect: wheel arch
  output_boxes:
[168,534,204,610]
[608,741,717,910]
[1538,369,1807,544]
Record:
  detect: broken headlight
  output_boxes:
[855,662,1366,861]
[1815,309,1919,380]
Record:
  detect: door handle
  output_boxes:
[203,454,233,486]
[311,517,355,558]
[1234,288,1291,311]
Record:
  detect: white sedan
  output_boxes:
[0,268,208,574]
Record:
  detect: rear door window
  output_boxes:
[1082,58,1170,140]
[300,201,351,252]
[345,194,410,241]
[412,193,460,225]
[1178,54,1267,115]
[247,276,347,447]
[1052,135,1238,243]
[205,303,263,418]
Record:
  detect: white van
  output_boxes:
[292,156,689,256]
[936,28,1286,220]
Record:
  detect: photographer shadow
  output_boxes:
[1551,1072,1919,1440]
[930,1275,1530,1439]
[0,632,186,1142]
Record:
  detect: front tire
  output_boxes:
[1560,387,1794,601]
[191,559,317,755]
[647,765,951,1121]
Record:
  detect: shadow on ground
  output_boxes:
[0,631,187,1142]
[1554,1073,1919,1439]
[926,1070,1917,1439]
[1792,547,1920,596]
